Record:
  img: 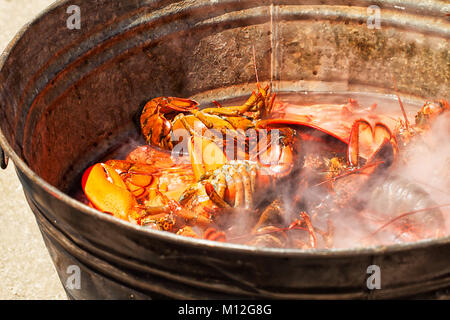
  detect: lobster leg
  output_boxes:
[201,90,260,116]
[238,163,253,209]
[204,182,231,209]
[190,110,237,133]
[201,84,275,119]
[228,166,245,208]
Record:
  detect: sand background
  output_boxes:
[0,0,66,300]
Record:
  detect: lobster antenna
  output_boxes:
[370,202,450,237]
[252,45,259,85]
[312,160,385,188]
[392,75,410,130]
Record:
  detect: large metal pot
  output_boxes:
[0,0,449,299]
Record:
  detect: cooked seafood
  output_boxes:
[80,85,449,249]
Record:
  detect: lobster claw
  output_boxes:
[347,119,398,169]
[257,131,294,178]
[82,163,136,221]
[188,135,228,181]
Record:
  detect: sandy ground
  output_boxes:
[0,0,66,300]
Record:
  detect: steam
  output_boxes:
[293,101,450,248]
[393,112,450,234]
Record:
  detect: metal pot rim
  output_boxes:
[1,0,449,258]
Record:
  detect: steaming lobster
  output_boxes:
[81,85,448,248]
[139,84,276,150]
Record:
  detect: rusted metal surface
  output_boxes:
[0,0,449,299]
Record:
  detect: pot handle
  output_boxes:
[0,146,9,169]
